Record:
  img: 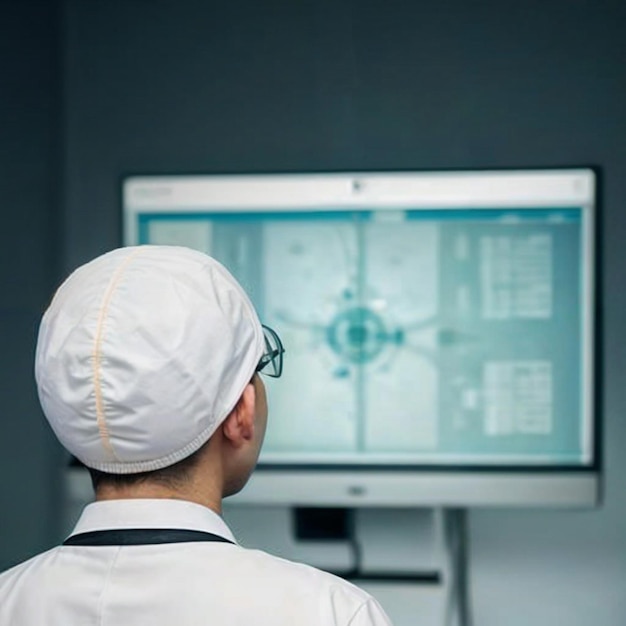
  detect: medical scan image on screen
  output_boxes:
[138,206,589,467]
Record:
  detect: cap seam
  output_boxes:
[92,248,145,462]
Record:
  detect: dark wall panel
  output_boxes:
[0,0,63,569]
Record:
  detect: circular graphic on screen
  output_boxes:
[326,306,391,364]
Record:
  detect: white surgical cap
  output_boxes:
[35,245,264,473]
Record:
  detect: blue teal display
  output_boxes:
[138,207,588,466]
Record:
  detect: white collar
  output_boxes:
[69,499,237,544]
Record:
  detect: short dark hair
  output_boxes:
[87,445,205,492]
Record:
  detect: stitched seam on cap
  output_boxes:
[92,248,144,460]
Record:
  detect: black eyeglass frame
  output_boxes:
[255,324,285,378]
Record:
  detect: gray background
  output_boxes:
[2,1,625,624]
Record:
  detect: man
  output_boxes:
[0,245,392,625]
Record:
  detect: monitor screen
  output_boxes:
[123,169,599,506]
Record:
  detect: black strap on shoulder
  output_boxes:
[63,528,235,547]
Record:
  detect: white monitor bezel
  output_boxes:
[122,168,600,507]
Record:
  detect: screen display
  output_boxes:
[124,171,596,470]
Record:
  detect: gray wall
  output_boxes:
[0,1,64,569]
[13,0,626,622]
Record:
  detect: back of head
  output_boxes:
[35,245,264,474]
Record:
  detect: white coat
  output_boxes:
[0,499,393,625]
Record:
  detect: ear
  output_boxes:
[221,382,256,447]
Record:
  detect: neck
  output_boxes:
[95,437,226,514]
[95,480,224,515]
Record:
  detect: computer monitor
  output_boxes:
[123,169,600,507]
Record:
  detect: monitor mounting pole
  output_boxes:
[443,508,473,626]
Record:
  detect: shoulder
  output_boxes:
[0,548,57,584]
[238,546,363,590]
[215,546,392,625]
[0,548,59,606]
